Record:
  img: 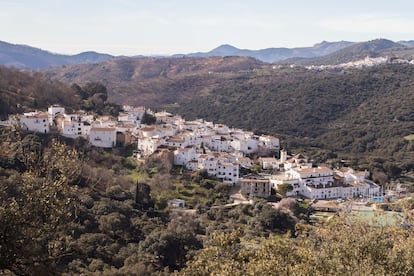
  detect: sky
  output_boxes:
[1,0,414,56]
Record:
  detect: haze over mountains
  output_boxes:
[2,38,414,69]
[179,40,356,62]
[0,40,113,69]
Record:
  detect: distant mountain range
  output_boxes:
[282,39,414,66]
[177,40,356,62]
[1,38,414,69]
[0,40,113,69]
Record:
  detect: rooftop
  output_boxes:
[90,127,116,132]
[298,167,333,175]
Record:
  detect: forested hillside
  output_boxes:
[42,56,265,106]
[0,66,122,119]
[170,64,414,175]
[1,56,414,274]
[2,129,414,275]
[41,57,414,177]
[0,66,79,119]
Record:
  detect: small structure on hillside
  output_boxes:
[168,198,186,208]
[240,174,271,198]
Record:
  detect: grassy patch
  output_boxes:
[127,170,148,182]
[404,134,414,141]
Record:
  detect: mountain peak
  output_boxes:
[209,44,241,55]
[213,44,239,51]
[313,40,330,47]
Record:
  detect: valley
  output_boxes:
[1,38,414,275]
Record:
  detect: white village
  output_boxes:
[4,104,388,208]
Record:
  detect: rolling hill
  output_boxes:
[41,53,414,175]
[0,40,113,69]
[0,66,79,119]
[42,56,265,106]
[180,40,356,62]
[282,39,411,65]
[2,38,414,70]
[167,63,414,173]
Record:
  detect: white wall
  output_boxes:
[89,128,116,148]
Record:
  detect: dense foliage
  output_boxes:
[71,82,120,116]
[2,60,414,274]
[0,66,78,119]
[182,217,414,275]
[1,129,414,275]
[0,66,120,119]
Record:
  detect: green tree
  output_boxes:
[82,82,108,98]
[277,183,293,196]
[135,182,154,210]
[0,131,80,275]
[141,111,156,125]
[139,229,201,271]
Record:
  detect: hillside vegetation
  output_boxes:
[0,66,122,119]
[41,56,414,177]
[42,56,265,106]
[2,129,414,275]
[169,64,414,175]
[0,66,79,119]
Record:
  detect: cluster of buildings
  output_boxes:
[268,151,380,199]
[137,114,280,185]
[305,56,414,71]
[237,152,380,200]
[7,104,381,200]
[15,105,144,148]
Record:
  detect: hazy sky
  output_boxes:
[1,0,414,56]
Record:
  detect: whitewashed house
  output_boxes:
[205,135,232,152]
[271,165,380,199]
[123,106,146,120]
[89,127,116,148]
[157,125,178,138]
[118,112,141,125]
[215,124,230,135]
[259,135,280,151]
[230,138,249,153]
[62,121,83,138]
[140,126,157,138]
[47,105,65,124]
[217,161,239,184]
[48,105,65,117]
[260,157,279,169]
[154,111,174,124]
[165,132,201,148]
[174,147,198,166]
[198,154,218,176]
[284,154,312,170]
[138,137,163,156]
[20,112,50,133]
[237,157,253,169]
[246,138,259,154]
